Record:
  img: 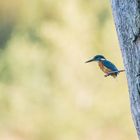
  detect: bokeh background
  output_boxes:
[0,0,137,140]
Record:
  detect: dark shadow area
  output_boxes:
[0,20,15,49]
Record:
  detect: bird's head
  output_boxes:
[85,55,106,63]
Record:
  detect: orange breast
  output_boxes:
[98,62,111,73]
[98,62,117,78]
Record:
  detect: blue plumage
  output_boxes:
[102,60,118,72]
[86,55,125,78]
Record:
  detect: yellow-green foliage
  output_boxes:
[0,0,137,140]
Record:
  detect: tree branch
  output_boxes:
[104,70,125,77]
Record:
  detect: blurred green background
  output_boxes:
[0,0,137,140]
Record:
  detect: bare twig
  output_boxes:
[104,70,125,77]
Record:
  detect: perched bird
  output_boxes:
[85,55,124,78]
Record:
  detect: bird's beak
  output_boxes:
[85,58,95,63]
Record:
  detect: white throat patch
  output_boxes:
[100,58,106,60]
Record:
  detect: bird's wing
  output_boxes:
[102,60,118,72]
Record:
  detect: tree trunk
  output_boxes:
[111,0,140,139]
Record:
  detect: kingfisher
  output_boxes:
[85,55,125,78]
